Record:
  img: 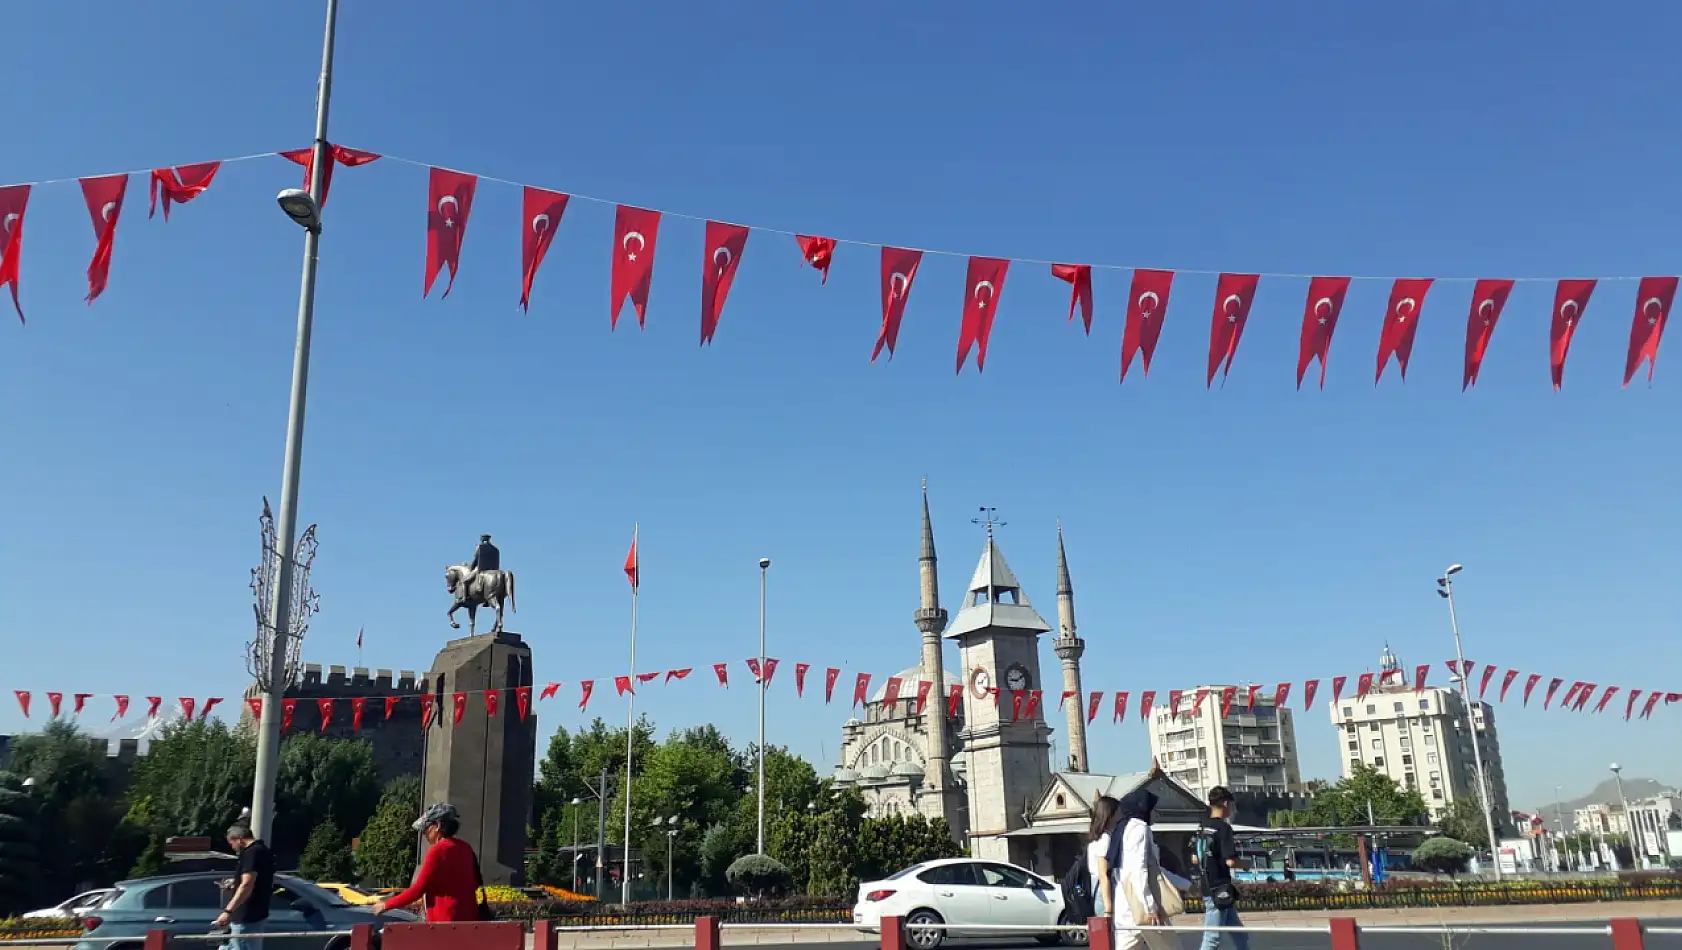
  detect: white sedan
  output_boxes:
[22,889,113,919]
[853,858,1072,949]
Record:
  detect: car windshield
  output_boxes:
[276,877,351,907]
[885,864,927,881]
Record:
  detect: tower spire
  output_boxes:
[914,480,956,826]
[1053,520,1089,772]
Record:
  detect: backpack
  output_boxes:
[1061,852,1094,921]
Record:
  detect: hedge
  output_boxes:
[0,920,82,943]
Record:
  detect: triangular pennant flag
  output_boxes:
[1010,690,1025,722]
[746,658,762,682]
[316,698,334,733]
[763,658,779,687]
[485,690,500,717]
[825,668,840,703]
[515,686,531,720]
[614,676,634,697]
[179,698,196,722]
[853,673,872,708]
[1246,685,1260,712]
[1415,664,1431,692]
[1523,674,1542,706]
[146,697,163,718]
[47,692,63,718]
[795,663,810,697]
[73,693,94,716]
[282,698,298,731]
[540,682,561,700]
[351,697,367,731]
[246,697,263,722]
[1139,691,1155,721]
[1626,690,1642,721]
[1059,690,1077,711]
[1190,688,1208,717]
[883,676,904,712]
[201,698,222,721]
[1088,691,1103,724]
[420,697,434,731]
[666,669,691,683]
[1543,678,1564,709]
[112,695,130,721]
[1500,670,1519,702]
[1025,690,1043,720]
[1113,691,1129,723]
[1355,673,1373,700]
[1302,680,1318,711]
[1220,687,1236,718]
[713,663,730,688]
[384,696,400,719]
[1331,676,1347,704]
[947,684,963,718]
[1168,689,1183,718]
[1479,665,1498,700]
[452,692,467,724]
[579,680,594,710]
[915,680,933,714]
[1274,683,1291,710]
[637,672,660,684]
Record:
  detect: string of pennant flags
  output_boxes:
[0,144,1675,386]
[11,659,1679,736]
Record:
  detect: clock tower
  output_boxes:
[948,514,1052,862]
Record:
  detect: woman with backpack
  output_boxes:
[1103,787,1191,950]
[1084,795,1121,919]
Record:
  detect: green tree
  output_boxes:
[533,716,656,848]
[698,821,749,897]
[354,776,421,888]
[618,726,745,897]
[1435,796,1492,850]
[0,772,45,916]
[1303,764,1430,827]
[6,721,130,892]
[125,719,255,840]
[273,735,382,860]
[299,815,356,882]
[1412,837,1473,876]
[725,854,791,898]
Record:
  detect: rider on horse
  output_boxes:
[464,534,500,588]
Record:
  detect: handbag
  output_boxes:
[1118,822,1184,921]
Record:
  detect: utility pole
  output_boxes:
[595,767,608,901]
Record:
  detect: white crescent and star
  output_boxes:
[1643,297,1664,325]
[1313,297,1334,324]
[531,214,550,235]
[1137,290,1159,317]
[1560,299,1581,326]
[972,280,995,307]
[1478,298,1495,326]
[623,230,646,261]
[101,201,118,223]
[1223,293,1243,322]
[889,271,910,299]
[713,246,732,274]
[1395,297,1417,322]
[0,213,18,237]
[437,195,459,228]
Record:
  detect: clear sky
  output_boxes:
[2,2,1677,811]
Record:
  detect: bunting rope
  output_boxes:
[0,144,1673,386]
[10,659,1678,735]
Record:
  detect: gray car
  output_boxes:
[76,872,416,950]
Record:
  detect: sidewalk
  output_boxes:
[534,900,1682,947]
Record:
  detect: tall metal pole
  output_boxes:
[622,527,639,905]
[249,0,338,843]
[1554,786,1565,873]
[594,767,607,901]
[1441,574,1502,880]
[570,803,580,892]
[757,558,770,854]
[666,830,674,900]
[1612,766,1634,869]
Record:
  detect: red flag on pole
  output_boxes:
[956,256,1009,373]
[876,247,923,361]
[624,527,640,589]
[1625,276,1677,386]
[519,187,569,312]
[423,168,477,298]
[1297,276,1350,389]
[1052,264,1094,334]
[611,206,661,329]
[1121,269,1173,381]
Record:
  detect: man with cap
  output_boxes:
[463,535,500,589]
[215,824,273,950]
[372,804,483,922]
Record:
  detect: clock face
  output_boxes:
[1005,664,1030,692]
[969,667,992,700]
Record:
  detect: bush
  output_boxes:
[1412,838,1474,877]
[485,896,850,924]
[298,816,355,882]
[725,855,792,898]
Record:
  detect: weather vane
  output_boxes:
[971,506,1005,538]
[247,497,320,691]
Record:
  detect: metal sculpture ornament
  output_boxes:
[247,497,320,691]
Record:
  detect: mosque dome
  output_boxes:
[833,767,859,785]
[860,765,890,783]
[892,761,925,780]
[870,665,962,703]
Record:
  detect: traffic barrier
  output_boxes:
[1611,918,1644,950]
[1328,917,1359,950]
[879,915,904,950]
[382,921,523,950]
[349,923,374,950]
[1086,915,1112,950]
[143,930,169,950]
[694,916,720,950]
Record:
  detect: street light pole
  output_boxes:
[570,797,582,892]
[1554,785,1565,873]
[757,557,770,855]
[1611,764,1634,869]
[1436,565,1502,881]
[249,0,338,843]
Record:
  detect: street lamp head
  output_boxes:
[276,188,321,232]
[1610,763,1622,774]
[21,777,35,790]
[758,558,771,570]
[571,797,582,805]
[1445,564,1464,576]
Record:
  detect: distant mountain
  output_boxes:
[1532,777,1672,832]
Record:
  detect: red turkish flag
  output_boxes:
[1025,690,1043,720]
[637,672,660,684]
[948,684,963,718]
[540,682,561,700]
[1113,691,1128,722]
[280,144,379,209]
[513,687,531,720]
[420,697,435,730]
[1274,683,1291,710]
[1355,673,1374,700]
[316,698,334,733]
[883,676,903,711]
[1088,691,1103,724]
[1191,688,1209,717]
[615,676,634,696]
[915,679,933,714]
[246,697,262,722]
[1500,670,1519,702]
[80,174,128,303]
[424,168,477,299]
[351,697,367,731]
[1121,269,1173,381]
[1331,676,1347,705]
[746,658,762,682]
[1296,276,1350,390]
[1415,665,1431,692]
[1220,687,1236,718]
[451,692,467,724]
[611,205,661,329]
[853,673,872,708]
[0,185,30,323]
[485,690,500,718]
[701,221,749,345]
[876,247,923,361]
[176,697,195,722]
[1574,684,1596,712]
[1302,680,1318,711]
[825,668,841,703]
[1594,686,1619,714]
[1207,273,1260,386]
[112,695,129,721]
[146,697,163,718]
[956,256,1009,373]
[1374,278,1433,384]
[579,681,594,710]
[1625,276,1676,386]
[713,663,730,688]
[1052,264,1094,333]
[1625,689,1642,721]
[666,669,690,683]
[795,663,810,697]
[1059,690,1077,711]
[520,187,569,312]
[1462,279,1515,389]
[282,699,298,731]
[46,692,63,718]
[1479,666,1498,700]
[1168,689,1183,718]
[148,162,220,221]
[1543,678,1564,709]
[1139,691,1155,720]
[385,696,400,719]
[796,235,835,282]
[201,698,222,721]
[1246,685,1260,712]
[624,530,639,589]
[1550,279,1597,389]
[1558,683,1580,710]
[1642,693,1663,719]
[1523,674,1542,706]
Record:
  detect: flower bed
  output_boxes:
[1186,874,1682,914]
[0,920,82,943]
[489,896,852,925]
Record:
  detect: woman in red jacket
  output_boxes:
[372,804,483,922]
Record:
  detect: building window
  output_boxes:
[1393,702,1404,712]
[1433,789,1444,800]
[1366,704,1376,714]
[1351,760,1361,772]
[1419,700,1429,710]
[1402,755,1413,766]
[1371,739,1381,749]
[1400,738,1410,749]
[1347,740,1358,751]
[1405,773,1417,787]
[1426,751,1437,764]
[1374,757,1385,768]
[1342,706,1352,718]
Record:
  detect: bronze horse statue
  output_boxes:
[445,564,516,636]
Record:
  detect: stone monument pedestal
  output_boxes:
[422,631,536,885]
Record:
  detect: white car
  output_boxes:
[22,889,113,919]
[853,858,1071,949]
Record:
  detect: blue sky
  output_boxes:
[2,2,1678,810]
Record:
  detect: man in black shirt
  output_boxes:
[215,824,274,950]
[1192,786,1247,950]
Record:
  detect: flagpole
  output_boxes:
[621,523,638,905]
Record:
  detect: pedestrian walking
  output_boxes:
[1192,786,1248,950]
[1105,786,1190,950]
[214,824,273,950]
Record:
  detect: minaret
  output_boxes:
[915,480,956,815]
[1052,521,1089,773]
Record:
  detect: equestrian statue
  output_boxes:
[445,534,516,636]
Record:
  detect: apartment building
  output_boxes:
[1148,683,1303,802]
[1574,802,1630,836]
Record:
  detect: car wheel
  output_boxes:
[324,937,352,950]
[905,908,946,950]
[1052,909,1088,946]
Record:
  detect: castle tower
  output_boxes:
[948,516,1052,862]
[914,480,961,828]
[1052,521,1089,773]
